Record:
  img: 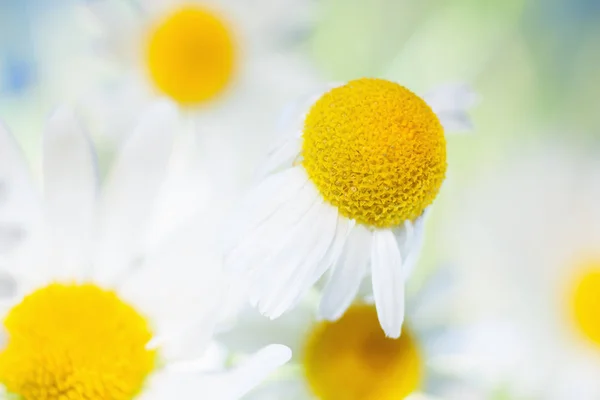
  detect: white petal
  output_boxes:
[315,215,355,281]
[43,107,98,275]
[224,168,314,275]
[264,84,340,161]
[146,304,221,364]
[217,344,292,399]
[240,184,320,303]
[434,111,474,133]
[218,302,315,358]
[142,345,290,400]
[371,229,405,338]
[254,199,338,318]
[83,0,142,66]
[139,370,218,400]
[223,166,308,256]
[94,101,177,284]
[424,83,477,111]
[120,220,225,362]
[393,212,427,280]
[424,83,476,133]
[283,212,354,313]
[254,138,302,180]
[145,129,212,249]
[79,76,153,141]
[400,214,427,280]
[0,122,41,255]
[268,89,326,153]
[320,224,372,321]
[138,0,175,16]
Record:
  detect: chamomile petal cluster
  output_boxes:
[0,105,289,400]
[80,0,319,158]
[225,78,474,338]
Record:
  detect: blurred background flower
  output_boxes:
[219,266,483,400]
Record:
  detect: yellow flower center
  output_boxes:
[146,5,235,105]
[0,283,156,399]
[302,305,423,400]
[571,263,600,346]
[302,78,446,228]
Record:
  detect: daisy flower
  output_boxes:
[224,77,475,338]
[445,141,600,399]
[79,0,319,164]
[0,103,290,399]
[218,268,477,400]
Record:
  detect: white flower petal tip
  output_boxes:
[44,107,94,159]
[47,106,80,134]
[247,195,342,320]
[371,229,405,339]
[424,83,478,134]
[319,224,371,322]
[43,106,97,179]
[225,344,292,399]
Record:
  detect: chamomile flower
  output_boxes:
[219,268,476,400]
[80,0,319,167]
[446,142,600,399]
[224,78,475,338]
[0,103,290,399]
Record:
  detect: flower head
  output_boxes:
[570,262,600,346]
[146,5,236,106]
[303,305,422,399]
[0,284,156,399]
[219,268,473,400]
[0,104,290,399]
[302,78,446,227]
[225,80,473,338]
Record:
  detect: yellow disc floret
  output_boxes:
[0,283,156,400]
[571,263,600,346]
[303,304,423,400]
[146,5,235,105]
[302,78,446,228]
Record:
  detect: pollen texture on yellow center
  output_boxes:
[302,305,423,400]
[302,78,446,228]
[571,264,600,346]
[146,5,235,105]
[0,283,156,400]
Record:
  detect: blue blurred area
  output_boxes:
[1,55,35,95]
[526,0,600,68]
[549,0,600,22]
[0,0,74,96]
[0,0,37,96]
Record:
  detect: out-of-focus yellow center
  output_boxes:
[572,264,600,346]
[302,78,446,228]
[0,283,156,399]
[146,5,235,105]
[302,305,423,400]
